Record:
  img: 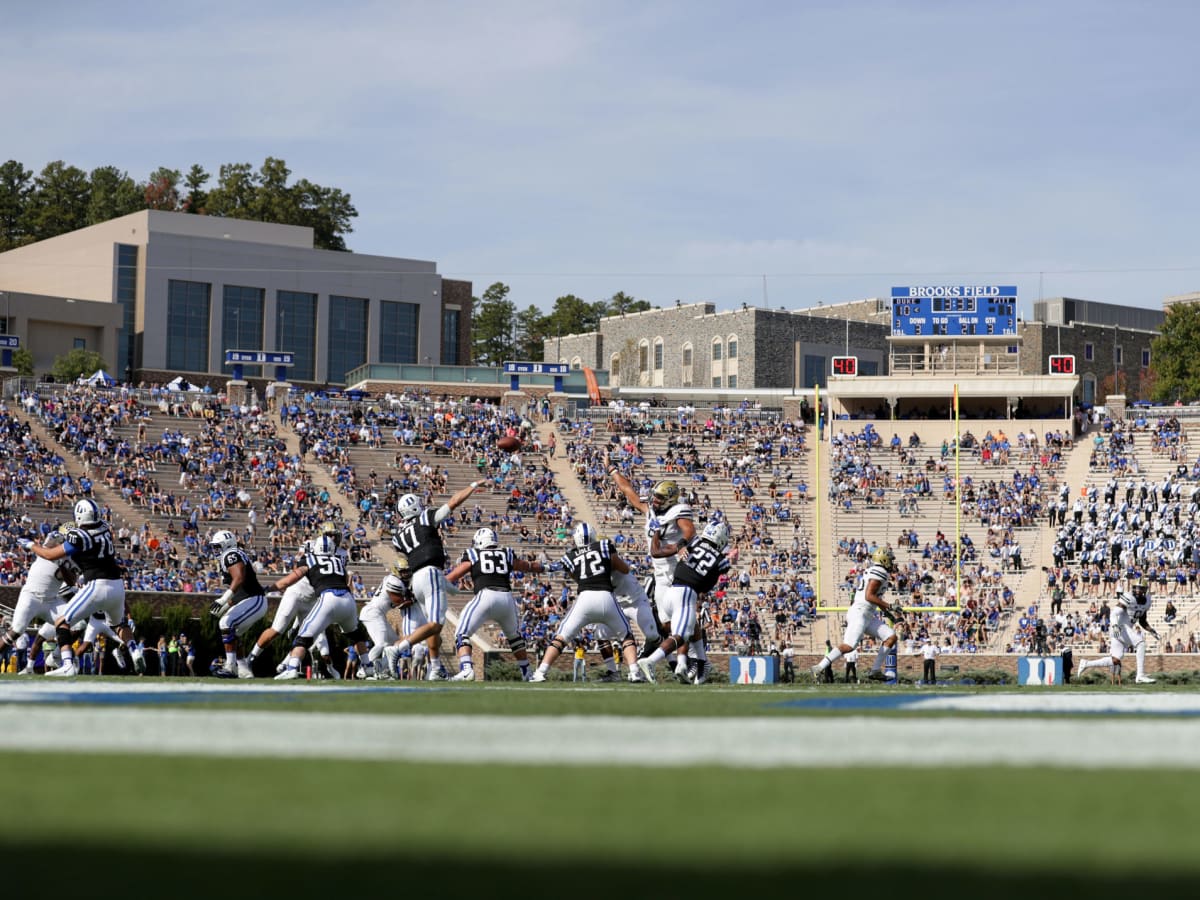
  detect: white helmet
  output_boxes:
[572,522,595,548]
[473,527,499,550]
[700,521,730,551]
[311,534,338,556]
[397,494,422,521]
[74,498,101,526]
[210,530,238,553]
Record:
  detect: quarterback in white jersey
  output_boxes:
[812,546,903,682]
[1077,578,1161,683]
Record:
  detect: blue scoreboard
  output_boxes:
[891,285,1018,338]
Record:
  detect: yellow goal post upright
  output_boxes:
[813,381,963,616]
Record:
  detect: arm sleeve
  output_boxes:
[431,505,453,525]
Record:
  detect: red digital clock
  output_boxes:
[831,355,858,376]
[1048,354,1075,375]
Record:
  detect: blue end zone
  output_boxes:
[3,685,442,707]
[770,695,944,711]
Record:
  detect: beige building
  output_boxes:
[0,211,471,385]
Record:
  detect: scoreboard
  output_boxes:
[891,285,1018,338]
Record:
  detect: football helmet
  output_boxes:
[210,530,238,553]
[699,521,730,551]
[572,522,595,548]
[390,554,412,580]
[650,480,680,513]
[318,522,342,546]
[473,527,499,550]
[44,527,69,549]
[1133,576,1149,600]
[397,494,422,521]
[311,534,338,556]
[871,546,896,571]
[74,498,101,526]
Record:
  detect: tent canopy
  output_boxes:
[167,376,202,392]
[85,369,116,386]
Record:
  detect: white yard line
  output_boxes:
[2,706,1200,768]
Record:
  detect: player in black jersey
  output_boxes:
[391,480,483,679]
[637,521,731,684]
[445,527,547,681]
[23,499,131,678]
[529,522,645,683]
[207,529,268,679]
[269,533,370,679]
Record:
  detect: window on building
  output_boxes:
[653,338,664,370]
[727,336,738,359]
[73,338,86,349]
[571,356,582,370]
[442,308,460,364]
[380,300,420,365]
[803,354,826,389]
[638,340,649,373]
[682,344,692,367]
[166,279,210,373]
[116,244,138,378]
[712,339,723,361]
[328,295,369,383]
[727,374,737,389]
[1142,348,1150,368]
[223,285,265,376]
[860,360,879,376]
[712,376,722,388]
[1115,345,1123,365]
[1082,374,1096,406]
[276,290,317,382]
[609,353,621,386]
[1084,342,1094,361]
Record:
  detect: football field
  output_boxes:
[3,678,1198,899]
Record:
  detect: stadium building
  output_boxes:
[0,210,471,386]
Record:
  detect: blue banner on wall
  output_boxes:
[729,655,780,684]
[1018,656,1063,685]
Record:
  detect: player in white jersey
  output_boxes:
[361,556,420,678]
[0,530,80,669]
[812,546,903,683]
[1077,578,1161,683]
[608,467,694,675]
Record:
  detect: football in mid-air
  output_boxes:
[497,435,521,452]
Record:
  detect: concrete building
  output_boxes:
[547,302,889,391]
[0,211,471,385]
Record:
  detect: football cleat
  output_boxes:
[450,666,476,682]
[46,661,78,677]
[213,666,238,679]
[636,659,656,684]
[597,669,620,683]
[237,659,254,679]
[810,663,824,682]
[866,670,888,683]
[529,670,548,683]
[18,661,35,675]
[111,645,127,669]
[691,660,710,685]
[638,637,662,660]
[274,667,301,680]
[426,666,448,681]
[1135,675,1156,684]
[685,660,699,683]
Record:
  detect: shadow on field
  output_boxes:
[5,842,1194,899]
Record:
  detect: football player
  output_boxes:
[608,464,695,678]
[269,533,369,679]
[811,546,902,683]
[363,556,422,678]
[445,527,546,681]
[530,522,643,683]
[208,530,268,678]
[638,521,731,685]
[390,480,484,679]
[1077,577,1161,684]
[21,499,131,677]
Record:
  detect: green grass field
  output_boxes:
[3,679,1197,898]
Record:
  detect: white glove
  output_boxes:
[210,599,231,618]
[18,538,33,551]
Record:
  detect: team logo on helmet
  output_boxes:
[397,494,422,521]
[871,546,896,570]
[210,530,238,553]
[700,521,730,551]
[573,522,595,548]
[74,499,101,526]
[473,527,499,550]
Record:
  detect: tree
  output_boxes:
[144,167,182,211]
[51,348,109,383]
[544,294,608,338]
[607,291,652,316]
[87,166,142,225]
[471,283,516,365]
[0,160,33,250]
[205,162,257,217]
[292,179,357,251]
[10,347,34,377]
[514,304,548,361]
[1150,302,1200,402]
[23,161,90,240]
[182,164,211,214]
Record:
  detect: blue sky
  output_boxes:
[6,0,1200,318]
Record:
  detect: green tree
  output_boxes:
[182,164,211,214]
[472,283,516,365]
[292,179,357,251]
[514,304,548,361]
[87,166,142,225]
[10,347,34,377]
[1150,302,1200,402]
[0,160,34,250]
[607,290,652,316]
[206,162,257,216]
[544,294,608,338]
[51,348,109,383]
[23,161,90,240]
